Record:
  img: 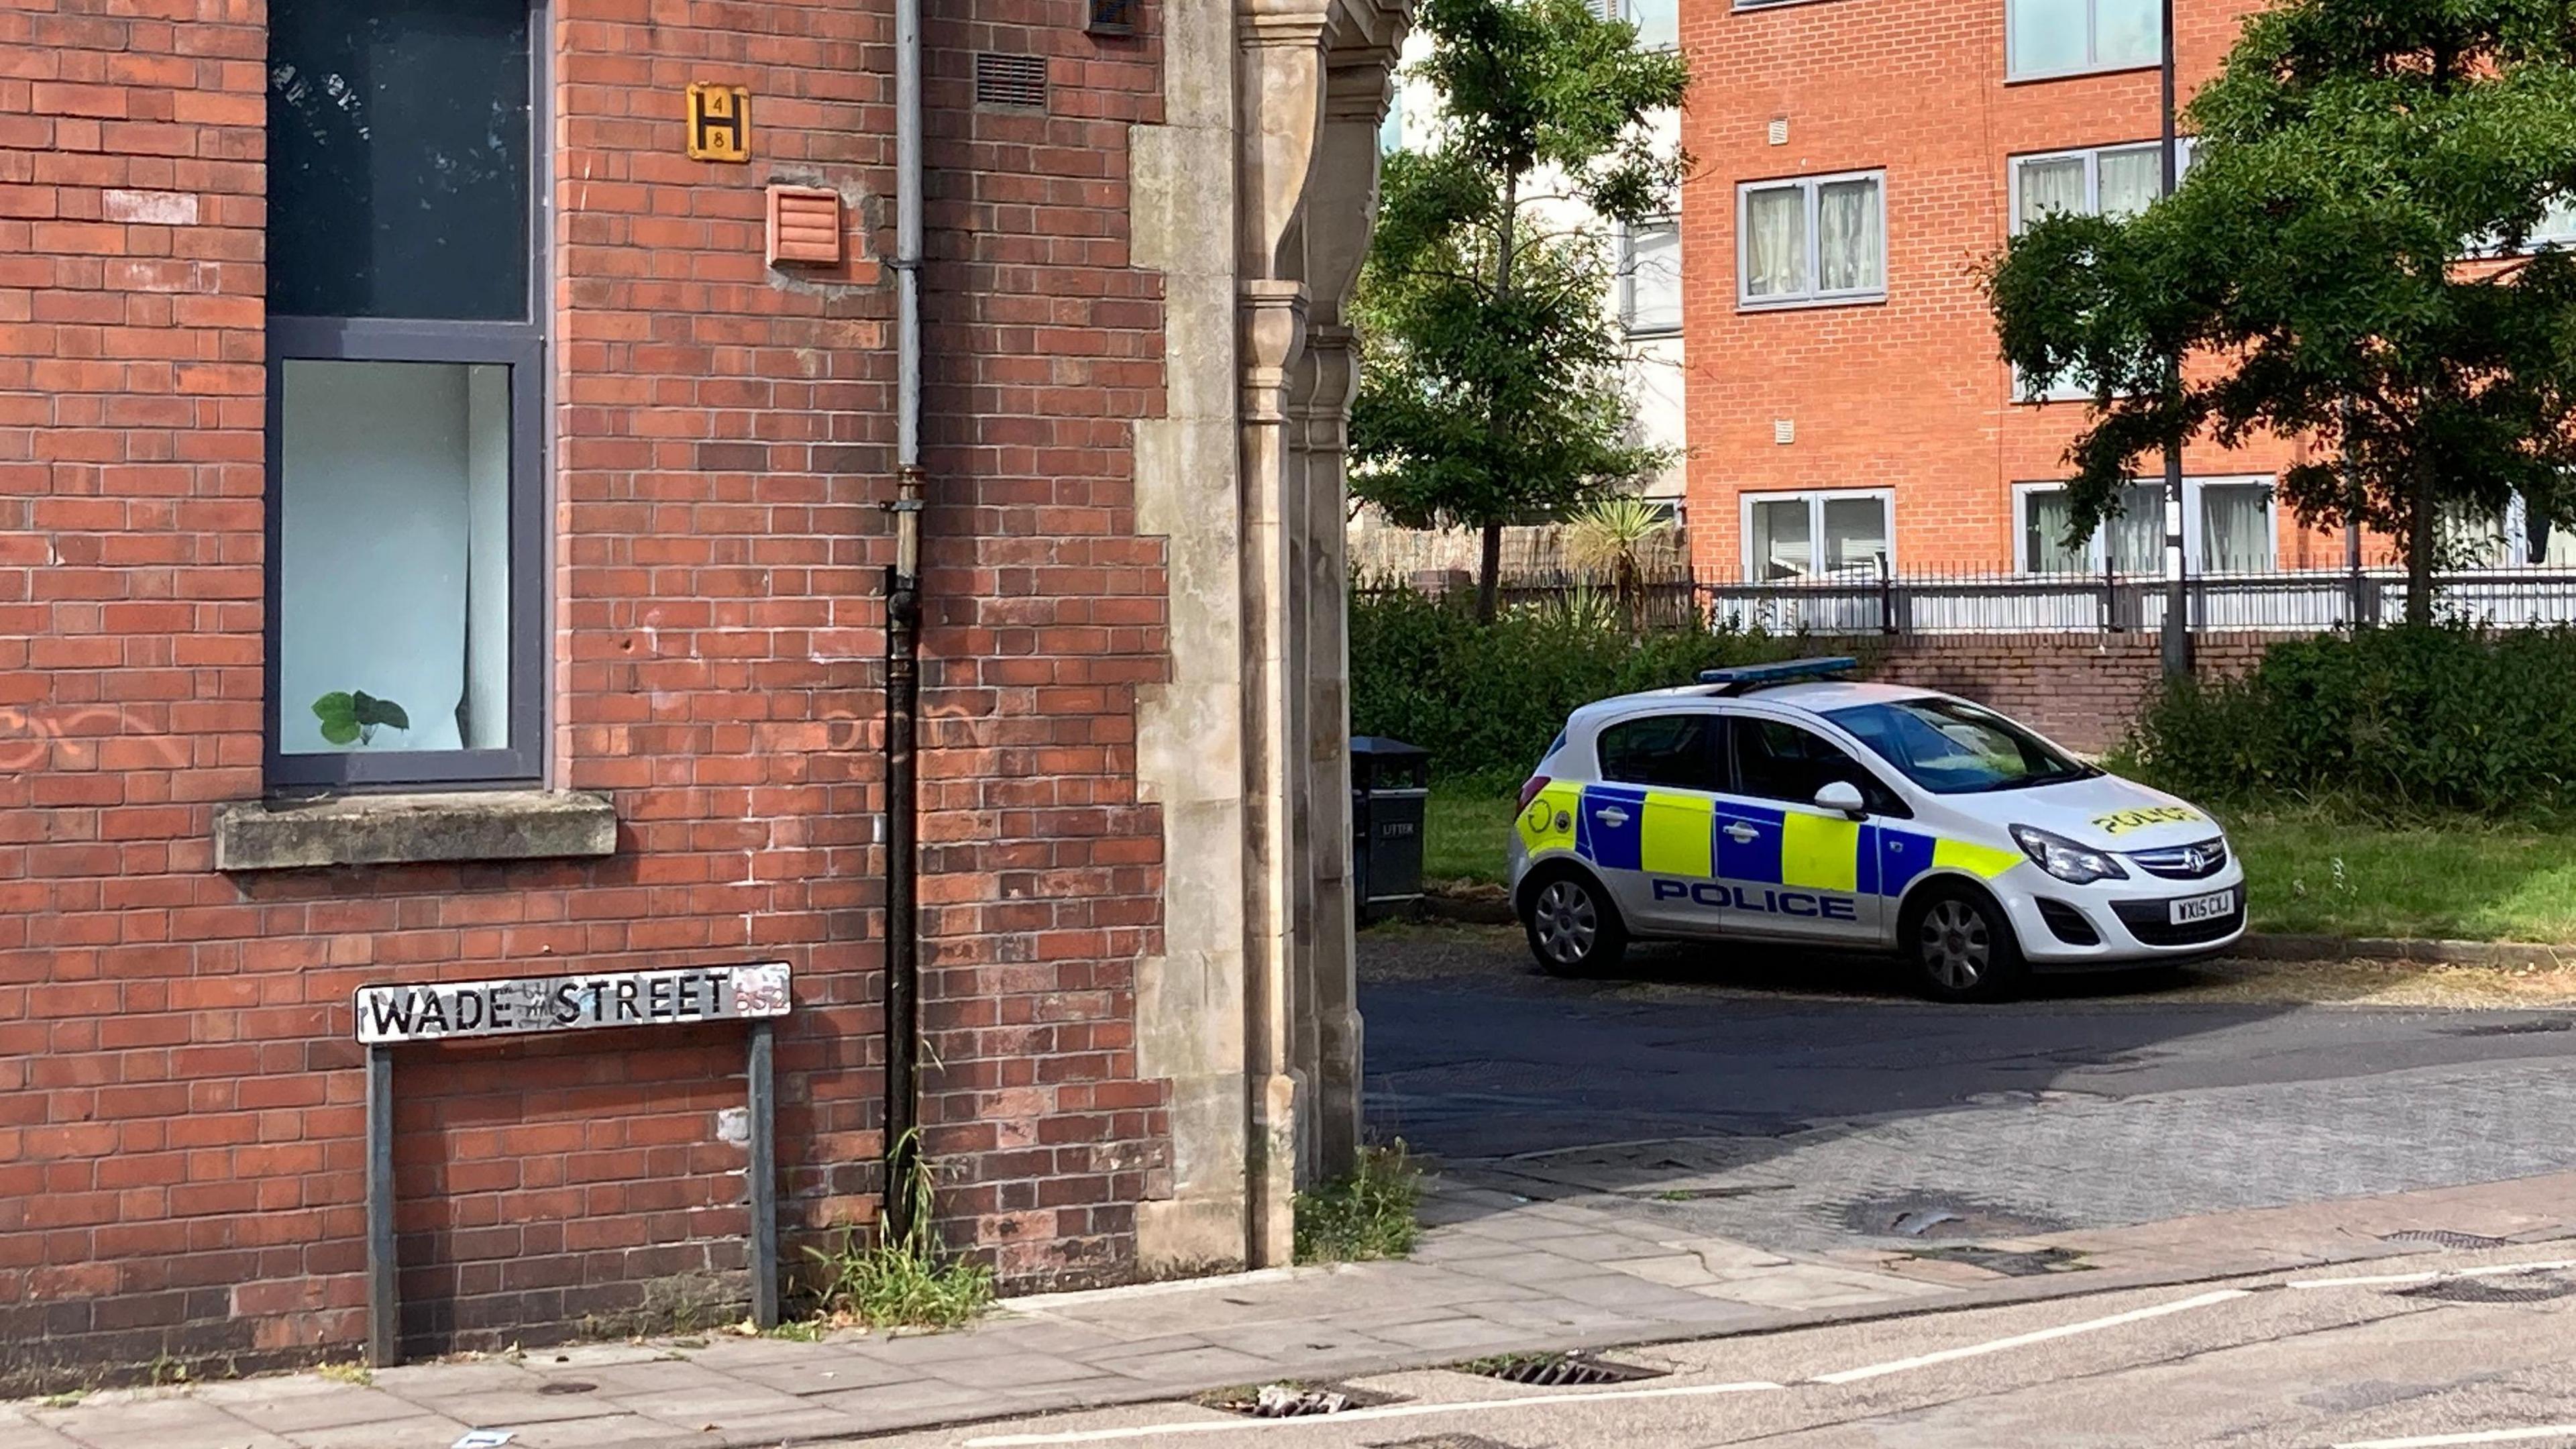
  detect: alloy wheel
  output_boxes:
[1532,879,1599,967]
[1919,898,1991,991]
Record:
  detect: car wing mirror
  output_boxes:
[1813,780,1868,820]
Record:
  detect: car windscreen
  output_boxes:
[1823,698,2098,795]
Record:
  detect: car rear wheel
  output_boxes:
[1904,885,2025,1003]
[1522,869,1627,978]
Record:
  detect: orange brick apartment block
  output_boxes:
[1678,0,2365,584]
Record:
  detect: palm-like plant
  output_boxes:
[1564,496,1674,633]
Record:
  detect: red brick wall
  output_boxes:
[0,0,1169,1390]
[1678,0,2340,582]
[1866,631,2270,755]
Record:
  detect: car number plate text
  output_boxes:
[2170,890,2233,925]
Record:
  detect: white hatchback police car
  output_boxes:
[1507,657,2245,1000]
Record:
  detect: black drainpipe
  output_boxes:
[883,0,926,1246]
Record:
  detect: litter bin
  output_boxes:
[1351,736,1430,919]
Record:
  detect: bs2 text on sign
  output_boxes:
[356,963,792,1044]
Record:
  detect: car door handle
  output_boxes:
[1593,806,1630,827]
[1723,822,1761,843]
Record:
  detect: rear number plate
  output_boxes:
[2170,890,2233,924]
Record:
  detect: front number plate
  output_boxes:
[2170,890,2234,925]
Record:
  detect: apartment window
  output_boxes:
[1620,217,1682,334]
[2439,496,2576,568]
[1743,490,1892,581]
[1591,0,1676,47]
[1738,172,1884,309]
[2015,478,2275,574]
[2008,0,2159,79]
[2009,142,2184,400]
[266,0,546,788]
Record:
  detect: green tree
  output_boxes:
[1351,0,1687,621]
[1987,0,2576,624]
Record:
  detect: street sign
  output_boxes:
[354,962,790,1044]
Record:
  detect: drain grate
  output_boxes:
[536,1381,598,1395]
[1901,1245,2091,1278]
[2381,1230,2513,1251]
[1373,1438,1527,1449]
[1456,1352,1664,1387]
[2400,1275,2575,1305]
[1200,1383,1398,1418]
[1631,1184,1790,1203]
[1840,1191,2068,1242]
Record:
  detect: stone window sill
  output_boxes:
[213,790,619,872]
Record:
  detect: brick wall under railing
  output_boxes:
[1864,633,2273,755]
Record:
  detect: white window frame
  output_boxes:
[1595,0,1679,47]
[2005,0,2163,83]
[1735,169,1887,311]
[1739,487,1896,582]
[1618,215,1682,336]
[2011,476,2277,575]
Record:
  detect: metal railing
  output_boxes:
[1701,563,2576,636]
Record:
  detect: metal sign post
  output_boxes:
[358,963,794,1366]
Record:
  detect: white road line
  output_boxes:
[2290,1259,2576,1291]
[1811,1288,2253,1385]
[961,1380,1785,1446]
[2334,1426,2576,1448]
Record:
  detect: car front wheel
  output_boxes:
[1522,870,1628,978]
[1904,885,2026,1003]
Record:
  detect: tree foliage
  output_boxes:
[1351,0,1688,619]
[1987,0,2576,621]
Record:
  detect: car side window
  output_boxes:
[1596,714,1721,791]
[1731,717,1903,814]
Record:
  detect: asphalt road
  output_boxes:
[1359,924,2576,1253]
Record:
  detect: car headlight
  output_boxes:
[2009,824,2129,885]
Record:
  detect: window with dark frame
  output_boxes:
[1597,714,1721,792]
[264,0,546,790]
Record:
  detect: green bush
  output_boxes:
[1349,587,1796,784]
[2127,625,2576,817]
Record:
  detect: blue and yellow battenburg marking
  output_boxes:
[1523,784,2023,914]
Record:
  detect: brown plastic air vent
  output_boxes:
[974,52,1049,110]
[766,185,843,266]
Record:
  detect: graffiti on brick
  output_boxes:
[355,962,791,1044]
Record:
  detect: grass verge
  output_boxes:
[1293,1143,1425,1265]
[1421,785,2576,945]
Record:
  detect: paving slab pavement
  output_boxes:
[10,1167,2573,1449]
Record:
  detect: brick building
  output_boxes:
[0,0,1405,1389]
[1678,0,2355,584]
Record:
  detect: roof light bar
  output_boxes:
[1696,655,1860,693]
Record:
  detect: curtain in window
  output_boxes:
[1750,498,1812,580]
[2094,0,2161,66]
[1820,496,1888,572]
[2200,483,2274,573]
[1817,178,1881,292]
[1745,187,1806,297]
[2017,158,2086,229]
[2022,488,2086,573]
[2110,482,2163,574]
[2009,0,2087,74]
[2096,147,2162,218]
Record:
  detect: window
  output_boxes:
[2008,0,2159,80]
[266,0,545,788]
[2010,142,2187,400]
[2014,478,2275,575]
[1619,217,1681,334]
[1743,490,1891,582]
[1827,698,2096,795]
[1593,0,1676,46]
[1597,714,1721,791]
[1731,718,1901,814]
[1738,171,1884,308]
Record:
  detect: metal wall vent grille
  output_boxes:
[974,52,1049,110]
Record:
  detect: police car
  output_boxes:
[1507,657,2245,1001]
